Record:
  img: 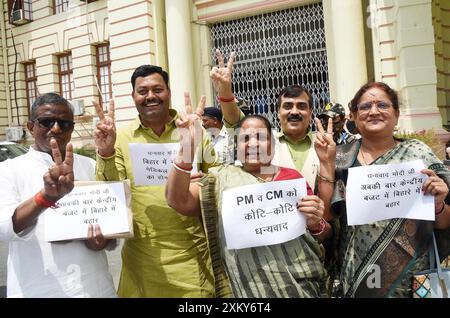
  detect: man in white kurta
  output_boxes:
[0,93,116,298]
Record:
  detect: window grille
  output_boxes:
[54,0,69,14]
[210,2,330,130]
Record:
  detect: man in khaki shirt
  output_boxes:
[93,65,216,297]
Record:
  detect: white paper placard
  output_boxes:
[129,143,197,186]
[346,160,434,225]
[221,178,307,250]
[44,181,131,241]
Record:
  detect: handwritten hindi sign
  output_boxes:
[44,181,132,242]
[346,160,434,225]
[129,143,197,186]
[221,179,307,250]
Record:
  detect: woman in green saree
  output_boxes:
[166,110,333,298]
[323,82,450,297]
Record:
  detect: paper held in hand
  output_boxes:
[129,143,198,186]
[346,160,435,226]
[221,178,307,250]
[44,180,133,242]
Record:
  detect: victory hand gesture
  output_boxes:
[93,100,116,157]
[85,224,110,251]
[42,138,75,201]
[314,117,336,164]
[210,49,236,98]
[175,93,206,167]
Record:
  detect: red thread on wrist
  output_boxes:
[216,95,235,103]
[34,192,59,209]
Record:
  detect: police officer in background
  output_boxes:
[318,102,356,145]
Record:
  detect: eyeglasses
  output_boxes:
[34,117,75,131]
[356,101,392,114]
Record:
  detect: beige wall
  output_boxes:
[108,0,159,126]
[0,1,9,131]
[194,0,317,23]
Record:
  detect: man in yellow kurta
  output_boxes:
[93,65,216,297]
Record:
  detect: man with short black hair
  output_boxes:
[0,92,116,298]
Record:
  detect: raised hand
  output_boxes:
[210,49,236,98]
[93,100,116,157]
[175,93,206,166]
[42,138,75,201]
[314,117,336,164]
[85,224,109,251]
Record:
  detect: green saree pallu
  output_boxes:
[199,165,329,298]
[331,139,450,298]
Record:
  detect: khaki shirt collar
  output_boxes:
[277,129,313,145]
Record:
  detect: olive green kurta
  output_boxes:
[96,110,217,297]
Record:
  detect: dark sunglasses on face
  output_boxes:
[356,101,392,114]
[34,117,75,130]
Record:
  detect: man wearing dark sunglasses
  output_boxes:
[0,93,116,297]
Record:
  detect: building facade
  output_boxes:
[0,0,448,147]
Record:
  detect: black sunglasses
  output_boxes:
[34,117,75,131]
